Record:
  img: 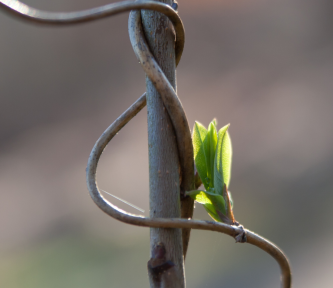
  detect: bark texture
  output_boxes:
[141,1,185,287]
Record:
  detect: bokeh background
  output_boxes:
[1,0,333,287]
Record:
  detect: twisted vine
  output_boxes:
[0,1,291,287]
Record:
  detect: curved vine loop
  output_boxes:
[0,1,291,287]
[0,0,194,256]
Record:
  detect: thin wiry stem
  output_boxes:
[0,0,184,64]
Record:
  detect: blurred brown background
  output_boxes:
[1,0,333,287]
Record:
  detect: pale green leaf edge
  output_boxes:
[214,124,230,195]
[192,122,209,189]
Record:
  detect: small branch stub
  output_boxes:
[234,224,247,243]
[148,242,175,283]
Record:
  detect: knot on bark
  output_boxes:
[234,224,247,243]
[148,242,175,278]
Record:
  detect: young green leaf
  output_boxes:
[222,130,232,188]
[192,122,209,189]
[212,118,217,127]
[214,124,230,195]
[203,121,217,189]
[191,120,235,224]
[186,190,226,222]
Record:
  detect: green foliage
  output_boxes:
[192,122,209,189]
[206,121,217,189]
[186,190,226,222]
[187,119,235,224]
[214,124,230,196]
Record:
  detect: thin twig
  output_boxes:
[0,0,184,64]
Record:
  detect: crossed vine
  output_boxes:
[0,1,292,287]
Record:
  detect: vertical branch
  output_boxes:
[141,1,185,287]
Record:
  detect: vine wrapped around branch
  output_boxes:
[0,1,292,287]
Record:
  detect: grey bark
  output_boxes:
[141,1,185,287]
